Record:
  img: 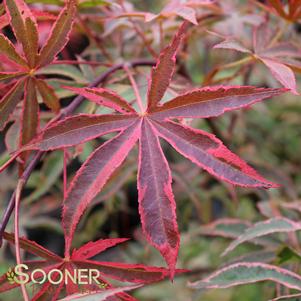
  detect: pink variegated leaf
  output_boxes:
[153,120,277,188]
[0,34,27,67]
[64,86,136,114]
[214,39,251,54]
[259,57,298,94]
[151,86,285,119]
[147,22,188,111]
[138,119,179,277]
[25,114,138,151]
[198,218,278,248]
[63,120,141,254]
[223,217,301,256]
[0,80,24,130]
[198,218,252,239]
[72,238,130,260]
[38,0,76,68]
[189,262,301,291]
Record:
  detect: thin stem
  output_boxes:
[51,60,112,67]
[0,59,155,246]
[63,149,68,199]
[119,1,157,58]
[220,56,253,70]
[123,64,145,113]
[14,180,29,301]
[159,18,164,50]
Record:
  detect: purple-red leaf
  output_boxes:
[147,22,188,111]
[138,119,179,277]
[151,86,285,119]
[153,120,276,188]
[64,86,136,114]
[27,114,138,151]
[63,120,141,254]
[74,260,170,284]
[72,238,130,260]
[3,232,61,261]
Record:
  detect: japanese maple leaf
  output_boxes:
[21,22,285,276]
[213,0,264,38]
[0,0,76,160]
[0,232,178,301]
[214,22,301,94]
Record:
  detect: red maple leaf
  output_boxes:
[20,22,286,276]
[0,0,76,161]
[0,232,179,301]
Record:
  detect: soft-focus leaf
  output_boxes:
[223,218,301,256]
[189,262,301,291]
[214,39,251,54]
[260,58,298,94]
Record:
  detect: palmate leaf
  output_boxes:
[1,232,177,300]
[0,0,76,159]
[188,262,301,291]
[214,22,301,94]
[21,22,286,275]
